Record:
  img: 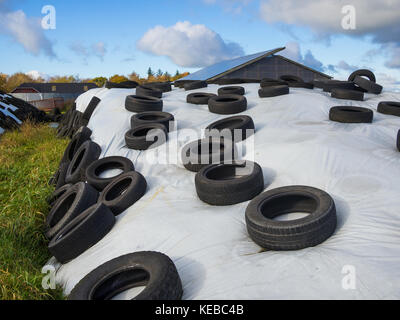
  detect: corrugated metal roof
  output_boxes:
[181,48,285,81]
[13,83,98,93]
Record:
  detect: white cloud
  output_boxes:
[137,21,244,68]
[260,0,400,69]
[281,42,324,72]
[26,70,48,81]
[0,8,55,58]
[70,41,107,62]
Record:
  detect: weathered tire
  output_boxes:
[82,97,101,122]
[322,81,356,92]
[205,115,255,142]
[99,171,147,216]
[279,75,303,83]
[397,130,400,152]
[146,82,172,93]
[181,138,237,173]
[125,123,168,150]
[125,95,163,113]
[184,81,208,91]
[208,94,247,115]
[218,86,245,96]
[259,85,289,98]
[354,76,383,94]
[49,203,115,264]
[54,162,69,190]
[65,141,102,184]
[45,182,99,239]
[68,252,182,300]
[260,80,289,88]
[331,89,364,101]
[60,127,92,165]
[329,106,373,123]
[105,81,138,89]
[245,186,337,251]
[136,85,163,99]
[313,79,328,88]
[288,82,314,89]
[47,184,73,208]
[377,101,400,117]
[187,93,217,105]
[131,112,175,132]
[195,161,264,206]
[86,156,135,191]
[348,69,376,83]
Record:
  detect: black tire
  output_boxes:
[105,81,138,89]
[322,81,356,92]
[45,182,99,239]
[348,69,376,83]
[136,85,163,99]
[125,124,168,150]
[184,81,208,91]
[329,106,373,123]
[47,184,73,208]
[49,203,115,264]
[60,127,92,165]
[99,171,147,216]
[82,97,101,122]
[354,76,383,94]
[187,93,217,105]
[279,75,303,83]
[181,138,237,173]
[397,130,400,152]
[218,86,245,96]
[131,112,175,132]
[54,162,69,190]
[259,85,289,98]
[288,82,314,89]
[86,156,135,191]
[377,101,400,117]
[68,252,182,300]
[125,95,163,113]
[214,78,247,85]
[174,80,197,88]
[65,141,102,184]
[313,79,328,88]
[208,94,247,115]
[205,115,255,142]
[245,186,337,251]
[331,89,364,101]
[195,161,264,206]
[146,82,172,93]
[260,80,287,88]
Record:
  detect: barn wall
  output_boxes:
[221,56,331,82]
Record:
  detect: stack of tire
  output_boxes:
[47,125,148,265]
[125,83,173,150]
[258,77,290,98]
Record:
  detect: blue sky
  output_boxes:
[0,0,399,89]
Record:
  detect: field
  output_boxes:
[0,122,68,300]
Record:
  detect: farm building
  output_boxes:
[11,83,98,103]
[181,47,332,82]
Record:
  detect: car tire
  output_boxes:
[331,89,364,101]
[377,101,400,117]
[218,86,245,96]
[125,95,163,113]
[60,127,92,165]
[131,112,175,132]
[125,123,168,150]
[99,171,147,216]
[348,69,376,83]
[86,156,135,191]
[65,141,102,184]
[187,93,217,105]
[45,182,99,239]
[47,184,73,208]
[329,106,373,123]
[68,252,182,300]
[195,161,264,206]
[208,94,247,115]
[205,115,255,142]
[184,81,208,91]
[82,97,101,122]
[245,186,337,250]
[354,76,383,94]
[259,85,289,98]
[49,203,115,264]
[136,85,163,99]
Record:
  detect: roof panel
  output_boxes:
[181,48,285,81]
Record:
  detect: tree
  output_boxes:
[156,69,163,78]
[147,67,154,78]
[0,73,8,92]
[3,73,35,92]
[49,75,78,83]
[129,71,141,83]
[108,74,129,83]
[89,77,107,87]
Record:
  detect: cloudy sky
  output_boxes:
[0,0,399,89]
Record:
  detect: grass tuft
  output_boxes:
[0,121,69,300]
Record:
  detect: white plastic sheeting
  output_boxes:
[50,84,400,299]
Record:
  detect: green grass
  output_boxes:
[0,122,69,300]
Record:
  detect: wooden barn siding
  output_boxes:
[221,56,330,82]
